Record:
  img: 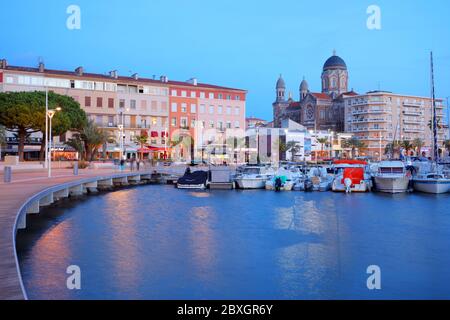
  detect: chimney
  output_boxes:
[109,70,118,79]
[187,78,198,86]
[160,75,168,83]
[38,62,45,73]
[132,73,139,80]
[0,59,7,69]
[75,66,84,76]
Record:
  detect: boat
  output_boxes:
[308,167,333,192]
[176,170,209,189]
[413,173,450,194]
[372,161,412,193]
[265,166,302,191]
[332,160,372,193]
[234,166,274,189]
[411,52,450,194]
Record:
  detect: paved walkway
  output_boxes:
[0,168,137,300]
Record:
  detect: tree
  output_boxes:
[400,140,413,155]
[413,138,424,156]
[428,118,443,131]
[286,141,301,162]
[0,92,46,161]
[134,135,148,160]
[343,137,366,159]
[79,120,109,161]
[65,134,85,160]
[0,125,6,159]
[384,141,401,158]
[37,92,87,160]
[443,140,450,157]
[317,137,329,159]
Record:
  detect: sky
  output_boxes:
[1,0,450,121]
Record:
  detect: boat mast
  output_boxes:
[430,52,439,162]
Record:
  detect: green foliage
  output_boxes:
[343,137,366,159]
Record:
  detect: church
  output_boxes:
[273,51,358,132]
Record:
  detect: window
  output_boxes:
[95,82,104,91]
[171,117,177,126]
[235,107,240,115]
[171,90,177,96]
[235,95,240,101]
[320,110,325,120]
[191,119,196,128]
[181,103,187,113]
[130,99,136,109]
[96,115,103,125]
[209,92,214,99]
[6,76,14,84]
[200,104,206,113]
[190,91,196,98]
[191,104,197,113]
[180,117,188,128]
[119,99,125,108]
[108,98,114,108]
[218,106,223,114]
[227,95,231,100]
[104,83,116,92]
[108,116,114,126]
[181,91,187,97]
[200,92,205,99]
[201,121,206,128]
[209,121,215,128]
[226,121,231,129]
[209,105,214,114]
[151,101,157,112]
[96,97,103,108]
[226,106,232,115]
[171,103,177,112]
[85,96,91,107]
[152,117,157,125]
[218,93,223,99]
[234,121,240,128]
[218,121,224,130]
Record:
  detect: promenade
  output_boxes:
[0,167,145,300]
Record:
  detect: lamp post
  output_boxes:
[47,107,61,178]
[118,124,124,160]
[44,87,48,168]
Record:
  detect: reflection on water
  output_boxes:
[16,186,450,300]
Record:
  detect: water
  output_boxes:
[16,185,450,300]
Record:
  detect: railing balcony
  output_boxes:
[402,110,422,116]
[403,102,422,108]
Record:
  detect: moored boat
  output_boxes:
[234,166,274,189]
[176,170,209,189]
[332,160,372,193]
[373,161,411,194]
[413,173,450,194]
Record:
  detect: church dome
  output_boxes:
[300,78,309,91]
[276,75,286,89]
[323,53,347,71]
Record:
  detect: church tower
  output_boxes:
[273,75,289,127]
[299,77,309,101]
[321,51,348,98]
[275,74,286,102]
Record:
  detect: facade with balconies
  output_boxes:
[344,91,446,158]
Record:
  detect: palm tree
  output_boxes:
[317,137,329,159]
[80,120,109,161]
[400,140,413,156]
[66,134,85,160]
[286,141,302,162]
[384,141,401,158]
[412,138,424,156]
[428,118,443,130]
[343,137,366,159]
[134,135,148,160]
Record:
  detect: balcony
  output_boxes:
[352,118,389,123]
[403,101,422,108]
[352,108,389,115]
[403,127,424,133]
[352,127,389,132]
[402,118,423,125]
[402,110,422,116]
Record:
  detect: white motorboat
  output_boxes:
[265,166,302,191]
[412,161,450,194]
[309,167,333,192]
[373,161,411,194]
[234,166,274,189]
[413,173,450,194]
[332,160,372,193]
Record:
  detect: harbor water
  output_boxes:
[16,185,450,299]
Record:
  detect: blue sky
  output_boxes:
[1,0,450,121]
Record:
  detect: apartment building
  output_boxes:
[344,91,446,158]
[0,59,246,161]
[168,79,247,162]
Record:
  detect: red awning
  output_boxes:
[151,131,159,137]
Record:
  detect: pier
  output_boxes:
[0,168,177,300]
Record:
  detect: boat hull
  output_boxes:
[235,178,267,189]
[374,176,410,193]
[332,181,371,193]
[413,179,450,194]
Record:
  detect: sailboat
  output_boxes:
[412,52,450,194]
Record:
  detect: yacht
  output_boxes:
[373,161,411,193]
[234,166,274,189]
[332,160,372,193]
[265,166,302,191]
[308,167,334,192]
[412,161,450,194]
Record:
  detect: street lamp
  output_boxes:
[47,107,61,178]
[446,96,449,140]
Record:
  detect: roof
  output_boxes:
[1,65,247,92]
[276,75,286,89]
[246,117,267,122]
[323,55,347,71]
[311,92,332,100]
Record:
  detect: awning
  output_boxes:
[151,131,159,138]
[138,146,171,153]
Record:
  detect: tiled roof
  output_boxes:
[311,92,332,100]
[2,65,247,92]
